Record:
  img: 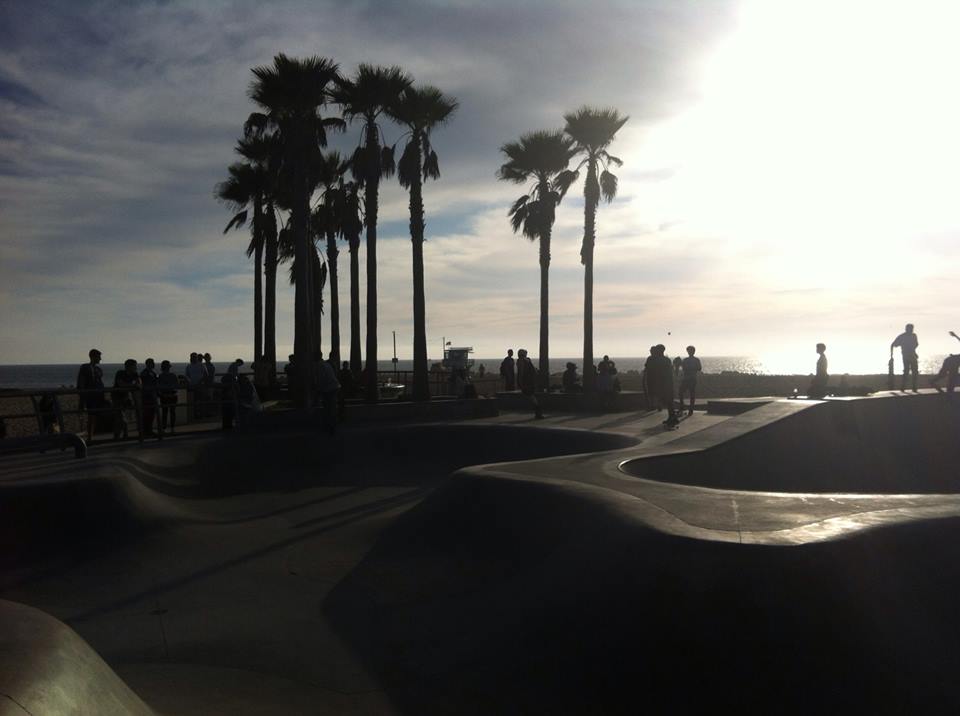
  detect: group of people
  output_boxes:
[499,348,543,418]
[75,349,257,441]
[644,345,701,427]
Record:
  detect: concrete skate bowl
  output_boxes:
[324,457,960,713]
[621,395,960,493]
[1,424,635,566]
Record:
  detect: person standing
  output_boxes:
[516,348,543,419]
[500,349,516,391]
[808,343,829,398]
[76,348,106,442]
[220,361,240,430]
[645,345,678,427]
[140,358,159,437]
[158,360,179,435]
[112,359,140,439]
[891,323,920,392]
[203,353,216,384]
[185,352,206,418]
[315,351,340,435]
[679,345,702,416]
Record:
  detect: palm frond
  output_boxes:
[563,106,629,153]
[599,170,619,203]
[553,169,579,200]
[497,130,575,183]
[423,149,440,181]
[396,141,419,190]
[510,195,530,215]
[380,144,396,177]
[224,210,248,234]
[603,153,623,167]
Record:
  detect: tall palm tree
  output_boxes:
[387,85,458,401]
[333,65,412,402]
[311,151,349,368]
[216,161,265,364]
[236,129,282,383]
[284,240,327,357]
[497,130,577,392]
[564,107,628,393]
[248,53,342,408]
[339,179,364,377]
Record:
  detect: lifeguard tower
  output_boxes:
[442,346,474,373]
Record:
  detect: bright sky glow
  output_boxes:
[0,1,957,373]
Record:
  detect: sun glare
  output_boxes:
[647,0,960,268]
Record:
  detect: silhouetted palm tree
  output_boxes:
[333,65,412,402]
[216,161,266,364]
[564,107,628,393]
[236,129,282,382]
[339,179,364,377]
[248,54,342,408]
[284,241,327,357]
[312,150,349,368]
[387,85,458,401]
[498,130,577,392]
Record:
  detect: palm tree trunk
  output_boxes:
[253,197,263,365]
[292,155,314,410]
[326,231,341,368]
[409,134,429,401]
[349,237,362,377]
[581,160,598,393]
[363,122,380,403]
[264,206,278,384]
[539,231,550,393]
[312,247,323,360]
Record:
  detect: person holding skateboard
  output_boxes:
[890,323,919,392]
[645,344,678,428]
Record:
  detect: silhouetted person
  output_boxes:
[237,373,260,426]
[284,354,296,388]
[931,330,960,393]
[112,359,140,439]
[76,348,106,442]
[645,345,677,426]
[158,360,179,435]
[563,362,582,393]
[672,355,682,378]
[808,343,829,398]
[203,353,216,384]
[477,364,486,378]
[516,349,543,419]
[450,368,466,398]
[315,351,340,435]
[891,323,919,392]
[140,358,159,437]
[679,345,702,416]
[185,352,205,417]
[37,393,58,434]
[220,361,240,430]
[500,349,516,391]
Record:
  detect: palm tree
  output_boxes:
[387,85,458,401]
[236,129,282,383]
[333,65,412,402]
[563,107,628,393]
[312,150,349,368]
[248,53,342,408]
[497,130,577,392]
[216,161,266,364]
[339,179,364,377]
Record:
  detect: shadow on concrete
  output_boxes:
[324,471,960,712]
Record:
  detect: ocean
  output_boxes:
[0,354,947,390]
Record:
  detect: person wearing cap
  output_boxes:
[76,348,106,442]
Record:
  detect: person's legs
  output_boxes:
[687,381,697,414]
[911,357,919,391]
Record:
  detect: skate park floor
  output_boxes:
[2,391,960,713]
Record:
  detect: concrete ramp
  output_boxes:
[0,600,152,715]
[622,393,960,493]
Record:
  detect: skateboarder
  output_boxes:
[808,343,829,398]
[891,323,919,392]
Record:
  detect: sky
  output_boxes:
[0,0,958,373]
